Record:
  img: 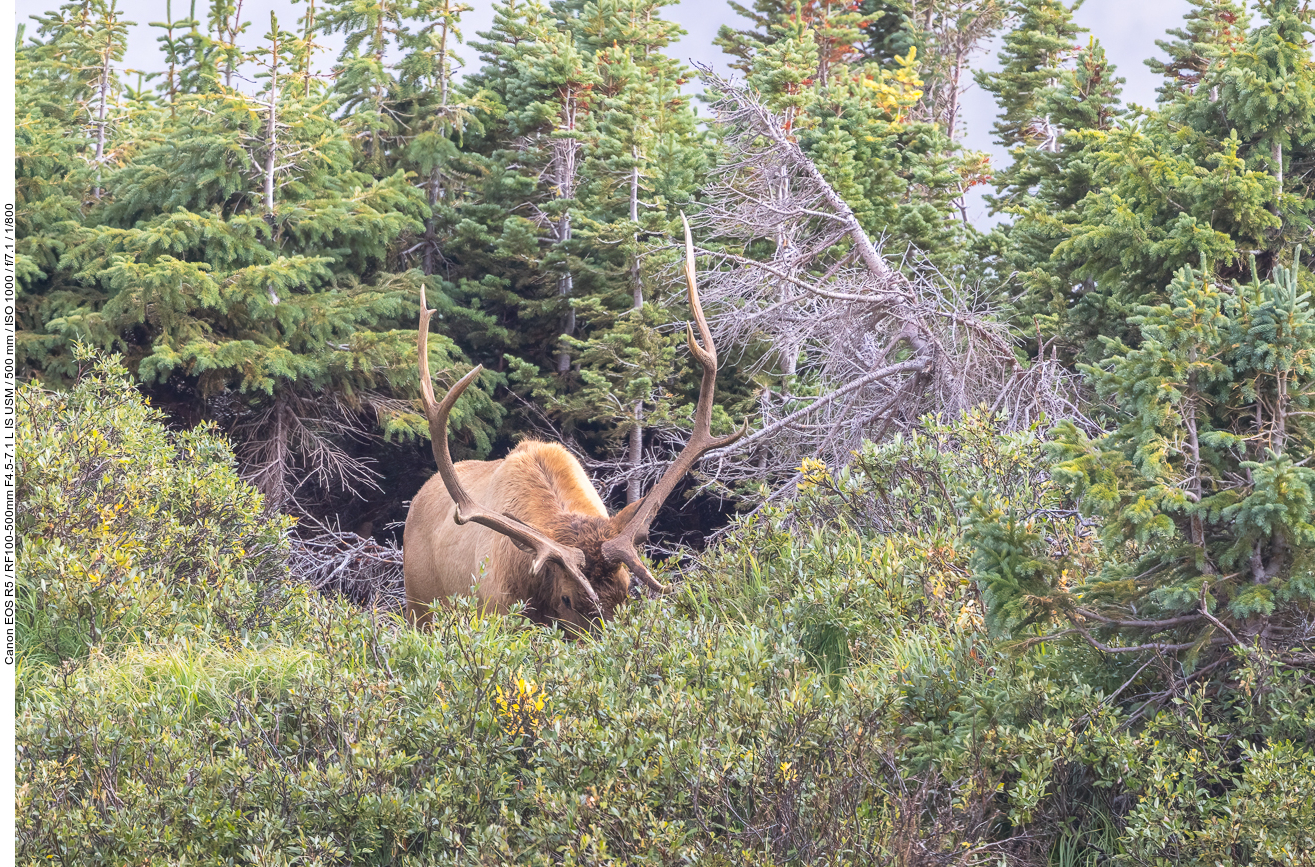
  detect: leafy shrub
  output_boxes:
[15,409,1097,864]
[16,349,294,671]
[18,587,1120,865]
[16,404,1315,866]
[1086,657,1315,865]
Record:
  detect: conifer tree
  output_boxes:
[717,0,998,272]
[857,0,914,66]
[972,0,1134,356]
[319,0,418,171]
[980,259,1315,661]
[1025,0,1314,355]
[1147,0,1249,102]
[150,0,206,112]
[883,1,1010,141]
[206,0,250,89]
[459,3,599,377]
[717,0,880,83]
[16,0,131,377]
[559,1,704,499]
[170,0,223,95]
[15,0,498,514]
[396,0,475,277]
[451,0,715,501]
[973,0,1105,210]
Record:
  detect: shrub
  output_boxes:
[1087,657,1315,865]
[16,349,294,672]
[16,403,1315,866]
[1042,262,1314,659]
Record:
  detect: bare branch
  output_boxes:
[231,389,384,515]
[650,70,1089,496]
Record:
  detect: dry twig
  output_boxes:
[288,519,405,611]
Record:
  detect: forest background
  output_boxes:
[41,0,1194,228]
[13,0,1315,863]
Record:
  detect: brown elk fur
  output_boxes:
[404,215,743,633]
[403,440,638,631]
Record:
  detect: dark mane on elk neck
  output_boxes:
[489,441,637,609]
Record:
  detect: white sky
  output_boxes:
[19,0,1193,225]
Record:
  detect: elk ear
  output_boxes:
[607,500,644,536]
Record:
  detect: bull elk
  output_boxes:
[403,216,745,631]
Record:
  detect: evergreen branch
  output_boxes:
[1072,607,1207,630]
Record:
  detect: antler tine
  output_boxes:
[602,214,748,593]
[417,292,601,612]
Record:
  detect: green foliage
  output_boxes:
[445,0,718,477]
[971,0,1127,356]
[16,405,1315,863]
[15,2,501,513]
[720,0,990,271]
[1044,262,1315,643]
[1086,661,1315,865]
[974,0,1100,207]
[784,408,1084,639]
[16,349,294,670]
[984,0,1315,358]
[1147,0,1250,103]
[8,412,1082,864]
[14,5,1315,863]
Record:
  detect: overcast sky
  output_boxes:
[21,0,1192,223]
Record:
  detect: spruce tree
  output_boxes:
[1045,260,1312,656]
[451,0,715,502]
[973,11,1124,353]
[993,0,1314,358]
[717,0,881,83]
[745,14,979,266]
[717,0,1000,272]
[1147,0,1249,102]
[16,0,131,378]
[16,0,498,514]
[558,1,705,500]
[966,256,1313,664]
[458,3,599,379]
[973,0,1104,211]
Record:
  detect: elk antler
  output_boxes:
[417,291,601,613]
[601,214,748,592]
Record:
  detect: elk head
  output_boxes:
[414,214,745,630]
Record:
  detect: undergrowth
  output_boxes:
[15,357,1315,865]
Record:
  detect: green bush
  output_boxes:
[16,349,294,672]
[16,402,1315,865]
[1085,658,1315,865]
[17,583,1114,866]
[1038,263,1314,656]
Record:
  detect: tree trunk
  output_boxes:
[91,27,114,200]
[422,6,451,277]
[630,147,642,310]
[552,93,581,374]
[627,402,643,503]
[556,212,574,374]
[263,18,279,217]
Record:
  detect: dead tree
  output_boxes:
[678,70,1089,493]
[232,389,409,515]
